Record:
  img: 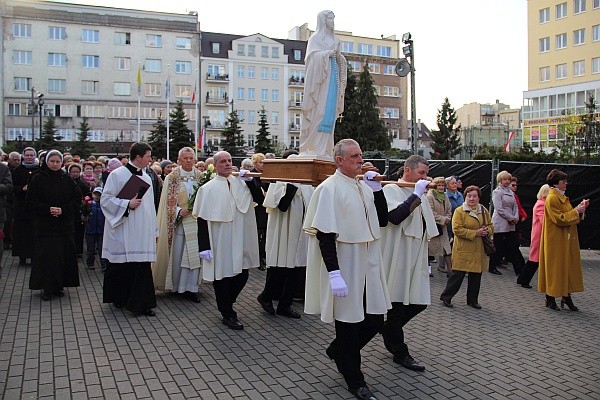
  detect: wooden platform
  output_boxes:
[261,158,336,186]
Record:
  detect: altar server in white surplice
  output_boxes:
[303,139,391,400]
[380,155,437,373]
[192,151,262,331]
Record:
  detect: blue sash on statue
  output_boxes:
[317,57,339,134]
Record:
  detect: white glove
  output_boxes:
[413,179,430,198]
[363,171,382,192]
[328,270,348,297]
[198,250,213,261]
[238,169,253,182]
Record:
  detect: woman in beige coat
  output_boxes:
[427,177,453,275]
[440,186,493,309]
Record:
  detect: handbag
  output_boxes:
[481,207,496,256]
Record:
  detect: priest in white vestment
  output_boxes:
[192,151,262,330]
[380,155,437,372]
[101,142,158,317]
[303,139,391,400]
[153,147,203,302]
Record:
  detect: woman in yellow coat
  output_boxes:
[538,169,589,311]
[440,186,493,309]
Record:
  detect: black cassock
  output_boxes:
[11,164,38,259]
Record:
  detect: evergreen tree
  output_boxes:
[335,65,359,144]
[70,116,96,159]
[430,98,462,159]
[37,115,63,151]
[221,110,245,156]
[168,100,194,161]
[148,113,167,160]
[254,106,273,154]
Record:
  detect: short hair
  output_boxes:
[333,139,359,161]
[546,169,567,187]
[9,152,21,161]
[444,175,457,184]
[464,185,481,198]
[93,161,104,169]
[404,155,428,170]
[178,147,195,158]
[129,142,152,160]
[251,153,265,163]
[282,149,299,159]
[537,184,550,200]
[496,170,512,183]
[82,161,94,169]
[213,151,230,164]
[241,158,254,170]
[511,176,519,183]
[432,176,446,186]
[264,153,276,159]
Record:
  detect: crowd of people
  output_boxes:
[0,140,590,400]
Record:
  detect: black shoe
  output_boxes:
[141,309,156,317]
[113,302,123,309]
[222,316,244,330]
[87,265,95,270]
[561,295,579,311]
[350,386,378,400]
[257,294,275,315]
[325,345,337,361]
[55,290,64,298]
[258,265,266,271]
[467,302,482,309]
[519,283,532,289]
[19,258,27,266]
[441,298,453,308]
[185,291,201,303]
[545,295,560,311]
[41,291,51,301]
[489,268,502,275]
[394,355,425,372]
[276,307,301,319]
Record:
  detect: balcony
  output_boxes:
[289,123,301,132]
[206,94,229,105]
[205,122,227,130]
[288,77,304,87]
[289,100,302,109]
[206,73,229,82]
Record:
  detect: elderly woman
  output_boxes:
[539,169,589,311]
[517,184,550,289]
[440,185,493,309]
[241,158,254,171]
[27,150,81,300]
[427,177,453,274]
[488,170,524,276]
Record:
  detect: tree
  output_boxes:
[168,100,194,161]
[335,65,359,145]
[254,106,273,154]
[221,110,245,156]
[70,116,96,159]
[37,115,63,151]
[148,113,167,160]
[430,98,462,159]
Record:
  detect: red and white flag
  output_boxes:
[191,84,196,104]
[198,126,204,148]
[504,130,516,152]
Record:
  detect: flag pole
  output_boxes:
[137,62,141,142]
[194,68,199,160]
[166,65,170,161]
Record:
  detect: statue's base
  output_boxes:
[262,157,335,186]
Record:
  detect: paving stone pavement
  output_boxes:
[1,248,599,400]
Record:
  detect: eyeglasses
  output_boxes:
[511,184,517,187]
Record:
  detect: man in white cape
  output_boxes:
[153,147,204,302]
[380,155,437,372]
[101,142,158,316]
[192,151,262,330]
[303,139,391,400]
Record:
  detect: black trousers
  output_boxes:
[260,267,303,311]
[381,302,427,357]
[440,270,482,304]
[489,231,524,274]
[330,314,384,391]
[102,261,156,313]
[257,228,266,267]
[213,269,249,318]
[517,260,539,286]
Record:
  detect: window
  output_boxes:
[271,90,279,102]
[357,43,373,55]
[573,60,585,76]
[556,2,567,18]
[82,80,99,95]
[377,45,391,57]
[145,59,162,73]
[384,108,400,118]
[49,26,66,40]
[145,83,161,97]
[175,85,191,98]
[114,32,131,45]
[271,68,279,80]
[340,41,353,53]
[293,50,301,61]
[348,60,361,72]
[145,34,162,48]
[595,0,600,8]
[48,53,66,67]
[114,57,131,71]
[12,23,31,38]
[261,89,268,101]
[368,63,381,74]
[247,133,254,146]
[540,66,550,82]
[290,70,305,81]
[383,86,400,97]
[82,29,99,43]
[175,61,191,74]
[573,29,585,45]
[207,64,225,76]
[247,111,256,124]
[271,47,279,58]
[14,77,31,91]
[556,63,567,79]
[48,79,66,93]
[176,37,191,49]
[261,46,269,58]
[237,66,245,78]
[13,50,32,65]
[271,111,279,125]
[114,82,131,96]
[8,103,24,116]
[248,88,255,101]
[384,65,396,75]
[556,33,567,49]
[574,0,586,13]
[82,55,99,68]
[248,67,255,79]
[592,57,600,73]
[594,25,600,41]
[248,45,255,57]
[261,67,268,79]
[212,42,220,54]
[237,88,245,100]
[539,37,550,52]
[237,44,245,55]
[539,7,550,23]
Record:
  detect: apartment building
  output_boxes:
[525,0,600,151]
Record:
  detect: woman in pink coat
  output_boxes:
[517,184,550,288]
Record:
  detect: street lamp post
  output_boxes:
[202,116,211,156]
[111,131,124,156]
[465,141,478,159]
[29,87,44,145]
[16,134,25,153]
[401,32,417,155]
